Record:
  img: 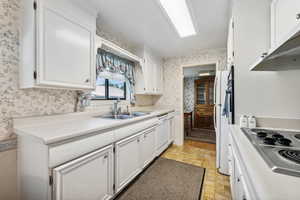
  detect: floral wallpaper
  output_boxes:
[183,77,199,112]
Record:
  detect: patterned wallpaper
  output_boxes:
[183,77,199,112]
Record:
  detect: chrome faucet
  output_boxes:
[112,98,121,117]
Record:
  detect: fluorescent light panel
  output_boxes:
[159,0,196,37]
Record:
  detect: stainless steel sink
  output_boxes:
[95,112,150,120]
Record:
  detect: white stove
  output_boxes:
[242,128,300,177]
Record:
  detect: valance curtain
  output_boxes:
[96,49,135,103]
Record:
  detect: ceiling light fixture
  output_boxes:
[198,71,215,77]
[158,0,196,38]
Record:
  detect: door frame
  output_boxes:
[180,61,219,144]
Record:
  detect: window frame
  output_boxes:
[92,78,127,101]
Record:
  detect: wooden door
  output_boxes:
[194,76,215,129]
[53,145,114,200]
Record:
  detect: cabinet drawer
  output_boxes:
[114,118,158,142]
[49,131,114,167]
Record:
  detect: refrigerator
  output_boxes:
[214,66,234,175]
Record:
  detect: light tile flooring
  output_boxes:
[161,140,231,200]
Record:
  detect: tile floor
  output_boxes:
[161,140,232,200]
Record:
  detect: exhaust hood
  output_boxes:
[250,25,300,71]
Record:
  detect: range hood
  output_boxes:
[250,26,300,71]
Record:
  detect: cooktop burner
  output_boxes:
[278,138,292,146]
[279,150,300,165]
[272,134,284,140]
[243,128,300,177]
[264,137,276,145]
[295,134,300,140]
[257,131,267,138]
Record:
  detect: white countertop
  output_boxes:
[230,125,300,200]
[13,109,175,145]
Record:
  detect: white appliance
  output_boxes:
[214,70,230,175]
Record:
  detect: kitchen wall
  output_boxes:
[0,1,154,199]
[156,48,226,145]
[232,0,300,121]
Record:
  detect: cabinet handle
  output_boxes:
[237,177,240,182]
[296,13,300,20]
[261,52,268,58]
[103,155,108,161]
[85,78,90,83]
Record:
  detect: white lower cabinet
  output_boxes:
[115,126,157,193]
[115,133,142,193]
[156,118,170,155]
[141,128,156,168]
[228,134,254,200]
[52,145,114,200]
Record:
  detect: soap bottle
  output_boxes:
[248,116,256,129]
[240,115,248,128]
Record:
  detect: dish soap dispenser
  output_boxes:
[240,115,248,128]
[248,116,256,129]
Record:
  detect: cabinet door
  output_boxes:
[272,0,300,46]
[36,1,95,89]
[153,64,163,94]
[53,145,114,200]
[141,128,156,168]
[169,117,175,142]
[115,133,142,192]
[156,120,169,153]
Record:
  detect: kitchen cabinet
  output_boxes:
[115,133,142,193]
[16,112,174,200]
[141,128,157,168]
[156,115,171,155]
[134,46,163,95]
[115,126,157,192]
[271,0,300,47]
[20,0,96,90]
[228,133,255,200]
[168,114,175,143]
[227,17,234,69]
[53,145,114,200]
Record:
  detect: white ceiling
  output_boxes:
[91,0,230,58]
[183,64,216,77]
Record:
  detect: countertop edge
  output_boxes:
[14,109,175,145]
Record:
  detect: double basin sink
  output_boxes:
[95,112,150,120]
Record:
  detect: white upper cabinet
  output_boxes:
[271,0,300,47]
[20,0,96,90]
[134,46,163,95]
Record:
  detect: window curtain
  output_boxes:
[96,49,136,104]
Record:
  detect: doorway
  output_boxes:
[182,64,216,144]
